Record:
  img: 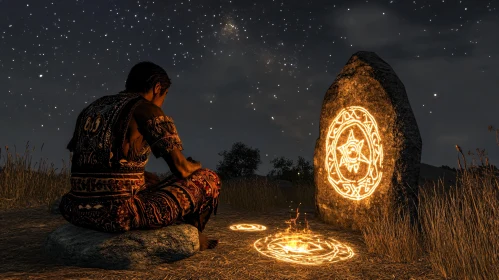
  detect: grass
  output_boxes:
[0,141,498,279]
[220,177,315,212]
[360,147,499,279]
[0,143,71,210]
[361,205,424,263]
[419,165,499,279]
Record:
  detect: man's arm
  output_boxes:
[162,149,201,178]
[134,101,201,178]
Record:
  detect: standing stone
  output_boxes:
[314,51,422,231]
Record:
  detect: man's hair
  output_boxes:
[122,61,171,95]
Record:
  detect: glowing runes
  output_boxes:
[229,224,267,232]
[254,233,354,265]
[325,106,383,200]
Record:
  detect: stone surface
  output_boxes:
[314,51,422,231]
[44,223,200,270]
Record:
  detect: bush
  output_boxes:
[216,142,261,179]
[268,156,314,183]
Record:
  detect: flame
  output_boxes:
[230,224,267,232]
[283,238,309,253]
[253,205,354,265]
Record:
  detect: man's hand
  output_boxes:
[163,150,202,179]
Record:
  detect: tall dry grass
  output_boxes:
[361,206,424,263]
[361,144,499,279]
[218,177,315,212]
[219,177,283,212]
[419,162,499,279]
[0,142,71,210]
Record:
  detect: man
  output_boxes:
[59,61,221,250]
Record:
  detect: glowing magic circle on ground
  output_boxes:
[325,106,383,200]
[229,224,267,232]
[253,233,354,265]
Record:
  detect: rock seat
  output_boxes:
[44,223,199,270]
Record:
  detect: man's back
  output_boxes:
[67,92,149,172]
[59,62,221,249]
[61,92,152,232]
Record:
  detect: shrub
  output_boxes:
[216,142,261,180]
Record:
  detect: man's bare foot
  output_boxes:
[207,239,219,249]
[199,232,219,251]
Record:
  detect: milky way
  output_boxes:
[0,0,498,173]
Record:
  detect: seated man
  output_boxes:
[59,61,221,250]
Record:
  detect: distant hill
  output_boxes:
[419,163,457,187]
[232,163,458,187]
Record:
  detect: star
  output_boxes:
[337,129,370,173]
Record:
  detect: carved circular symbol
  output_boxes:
[325,106,383,200]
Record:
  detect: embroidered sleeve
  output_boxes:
[134,101,184,158]
[143,115,183,158]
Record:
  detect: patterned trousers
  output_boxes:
[60,168,221,233]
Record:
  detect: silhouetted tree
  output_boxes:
[295,156,314,182]
[268,156,294,179]
[268,156,314,183]
[216,142,261,179]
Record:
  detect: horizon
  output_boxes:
[0,140,481,176]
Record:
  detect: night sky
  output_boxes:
[0,0,498,175]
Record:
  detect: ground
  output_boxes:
[0,204,442,280]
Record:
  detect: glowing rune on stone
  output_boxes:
[325,106,383,200]
[337,129,370,173]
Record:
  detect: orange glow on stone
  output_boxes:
[325,106,383,200]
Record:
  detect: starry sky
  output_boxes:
[0,0,498,175]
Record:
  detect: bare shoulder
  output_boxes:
[133,101,165,122]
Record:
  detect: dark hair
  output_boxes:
[121,61,171,95]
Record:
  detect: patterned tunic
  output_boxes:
[59,92,221,233]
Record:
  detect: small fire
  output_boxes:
[230,224,267,232]
[283,238,309,253]
[253,205,354,265]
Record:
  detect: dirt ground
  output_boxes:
[0,204,443,280]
